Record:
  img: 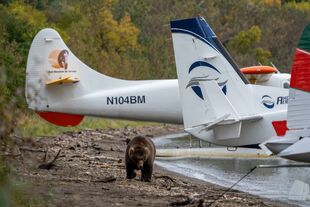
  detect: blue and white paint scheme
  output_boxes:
[171,16,289,146]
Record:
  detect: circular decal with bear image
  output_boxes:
[58,49,69,69]
[48,49,69,69]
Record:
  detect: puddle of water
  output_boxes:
[154,133,310,206]
[156,158,310,206]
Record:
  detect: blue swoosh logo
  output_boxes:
[188,61,227,100]
[262,95,275,109]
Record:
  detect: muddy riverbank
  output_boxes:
[4,125,295,206]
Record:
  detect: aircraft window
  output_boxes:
[283,82,290,89]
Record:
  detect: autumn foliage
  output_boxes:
[0,0,310,137]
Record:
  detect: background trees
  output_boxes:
[0,0,310,136]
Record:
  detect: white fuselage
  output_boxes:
[52,79,183,123]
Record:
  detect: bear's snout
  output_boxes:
[137,160,144,169]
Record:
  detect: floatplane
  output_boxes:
[25,16,310,162]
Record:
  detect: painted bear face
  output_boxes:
[129,146,149,169]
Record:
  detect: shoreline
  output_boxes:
[6,125,295,206]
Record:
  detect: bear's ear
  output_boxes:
[129,147,135,155]
[144,147,149,155]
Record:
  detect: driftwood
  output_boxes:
[92,176,117,183]
[38,149,61,170]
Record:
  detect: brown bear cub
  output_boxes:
[125,136,156,182]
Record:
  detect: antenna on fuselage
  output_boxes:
[270,62,280,73]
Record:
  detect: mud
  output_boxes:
[4,125,295,207]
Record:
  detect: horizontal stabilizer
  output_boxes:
[278,138,310,163]
[185,123,242,140]
[260,134,299,155]
[46,76,80,85]
[186,115,262,140]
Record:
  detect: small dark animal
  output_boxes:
[58,49,69,69]
[125,136,156,182]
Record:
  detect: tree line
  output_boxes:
[1,0,310,139]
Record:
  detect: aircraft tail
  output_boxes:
[261,23,310,161]
[287,23,310,130]
[26,28,124,126]
[170,16,256,138]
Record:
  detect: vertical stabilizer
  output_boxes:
[170,16,252,129]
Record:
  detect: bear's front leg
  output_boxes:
[126,162,136,179]
[141,164,153,182]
